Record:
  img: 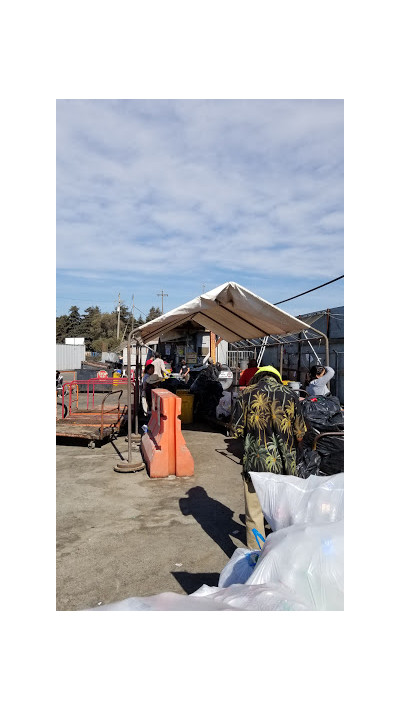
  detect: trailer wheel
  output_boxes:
[88,441,96,449]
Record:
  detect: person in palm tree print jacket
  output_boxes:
[231,365,307,549]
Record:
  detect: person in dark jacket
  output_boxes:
[179,359,190,384]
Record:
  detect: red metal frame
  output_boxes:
[56,380,131,442]
[59,378,130,419]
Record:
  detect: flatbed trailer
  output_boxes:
[56,380,129,447]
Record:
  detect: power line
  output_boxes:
[273,275,344,306]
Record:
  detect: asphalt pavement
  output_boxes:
[56,421,246,610]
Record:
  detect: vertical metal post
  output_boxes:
[134,347,141,437]
[127,332,132,463]
[306,326,330,371]
[297,332,302,383]
[280,345,284,378]
[127,330,141,463]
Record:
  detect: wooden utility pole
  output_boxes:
[117,293,121,339]
[157,289,168,314]
[131,294,135,328]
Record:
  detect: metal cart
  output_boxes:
[56,379,129,448]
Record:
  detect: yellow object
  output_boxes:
[256,365,283,382]
[176,390,194,424]
[113,373,121,387]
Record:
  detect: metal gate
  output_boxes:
[227,350,256,369]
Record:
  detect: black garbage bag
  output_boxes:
[160,377,184,394]
[189,367,223,420]
[296,449,322,478]
[194,381,224,419]
[315,434,344,475]
[301,395,344,432]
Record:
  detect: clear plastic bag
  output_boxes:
[218,547,260,587]
[250,471,344,531]
[246,520,344,610]
[92,582,311,611]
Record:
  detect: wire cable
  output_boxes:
[273,275,344,305]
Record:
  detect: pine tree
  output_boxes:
[146,306,162,322]
[65,306,82,336]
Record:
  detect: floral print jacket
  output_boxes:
[231,376,307,476]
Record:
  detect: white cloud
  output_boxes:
[57,99,343,290]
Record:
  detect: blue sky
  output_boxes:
[56,99,343,320]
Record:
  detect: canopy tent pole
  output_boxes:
[302,327,329,368]
[303,331,322,365]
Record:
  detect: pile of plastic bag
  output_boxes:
[91,472,344,611]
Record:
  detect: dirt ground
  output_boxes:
[56,416,247,611]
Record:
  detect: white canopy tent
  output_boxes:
[131,281,327,347]
[124,282,329,462]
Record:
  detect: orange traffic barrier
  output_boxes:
[141,389,176,478]
[174,395,194,477]
[141,389,194,478]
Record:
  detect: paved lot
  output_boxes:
[56,422,247,610]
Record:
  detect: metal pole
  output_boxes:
[308,326,329,368]
[127,328,142,463]
[127,331,132,463]
[280,345,284,378]
[134,347,140,437]
[117,293,121,339]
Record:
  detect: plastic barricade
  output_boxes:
[175,394,194,477]
[141,389,194,478]
[141,390,176,478]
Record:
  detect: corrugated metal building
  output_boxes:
[229,306,344,404]
[56,344,86,371]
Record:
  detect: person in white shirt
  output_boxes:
[151,352,168,379]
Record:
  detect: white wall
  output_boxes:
[65,337,85,345]
[216,340,229,364]
[123,345,149,366]
[56,344,86,370]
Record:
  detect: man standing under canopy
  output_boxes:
[231,365,307,549]
[151,352,168,379]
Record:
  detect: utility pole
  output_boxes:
[117,293,121,339]
[131,293,135,328]
[202,283,206,293]
[157,289,168,314]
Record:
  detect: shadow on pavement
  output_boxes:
[56,436,97,448]
[214,436,243,464]
[179,486,246,558]
[171,571,220,595]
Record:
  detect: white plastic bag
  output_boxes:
[246,520,344,610]
[91,582,311,611]
[250,471,344,531]
[218,547,260,587]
